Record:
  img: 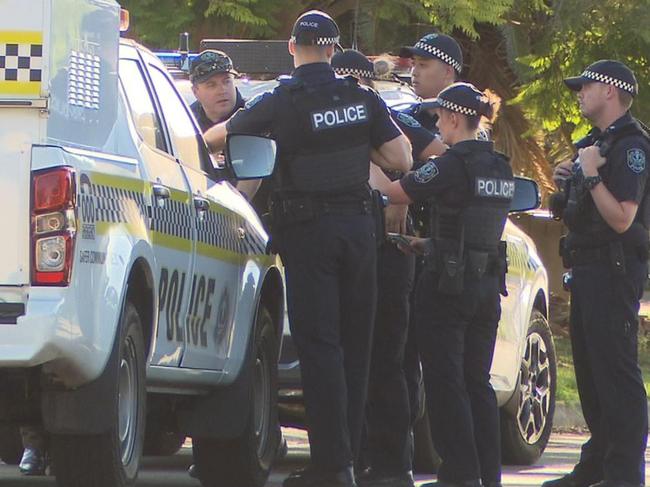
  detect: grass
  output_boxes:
[553,332,650,406]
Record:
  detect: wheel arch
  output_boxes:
[125,257,156,359]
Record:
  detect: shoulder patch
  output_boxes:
[396,112,421,128]
[627,148,646,174]
[413,159,439,183]
[245,93,265,109]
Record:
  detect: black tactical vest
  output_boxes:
[564,119,650,247]
[273,76,372,195]
[430,148,514,254]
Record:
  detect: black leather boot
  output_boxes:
[284,465,357,487]
[18,447,46,476]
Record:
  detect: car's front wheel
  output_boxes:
[193,305,280,487]
[500,309,556,464]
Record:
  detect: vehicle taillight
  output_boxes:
[31,167,77,286]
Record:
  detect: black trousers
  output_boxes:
[278,214,377,471]
[364,243,415,473]
[569,256,648,484]
[415,268,502,484]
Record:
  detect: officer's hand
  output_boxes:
[397,236,429,256]
[578,146,606,177]
[553,160,573,187]
[385,204,408,234]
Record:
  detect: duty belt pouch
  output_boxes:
[559,235,572,269]
[608,241,626,276]
[497,241,508,296]
[467,250,488,279]
[371,189,387,248]
[438,251,465,295]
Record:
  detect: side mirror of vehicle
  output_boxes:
[510,176,540,213]
[225,134,277,180]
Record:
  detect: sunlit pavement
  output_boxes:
[1,429,649,486]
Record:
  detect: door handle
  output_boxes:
[194,196,210,212]
[237,227,246,239]
[152,184,170,200]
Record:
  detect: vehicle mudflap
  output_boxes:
[176,346,253,440]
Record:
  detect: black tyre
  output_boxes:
[412,407,442,474]
[193,305,280,487]
[0,424,23,465]
[501,309,556,465]
[143,427,185,457]
[51,301,147,487]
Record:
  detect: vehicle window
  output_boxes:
[147,65,203,172]
[119,59,167,152]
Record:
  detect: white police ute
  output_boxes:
[0,2,284,487]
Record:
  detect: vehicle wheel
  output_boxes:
[193,305,280,487]
[412,406,441,474]
[501,309,556,465]
[51,301,147,487]
[143,427,185,457]
[0,424,23,465]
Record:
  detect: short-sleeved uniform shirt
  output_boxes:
[568,113,650,247]
[191,88,245,133]
[227,62,400,152]
[400,140,496,206]
[390,108,436,161]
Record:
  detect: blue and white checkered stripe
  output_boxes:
[150,198,193,241]
[92,184,148,224]
[198,211,266,255]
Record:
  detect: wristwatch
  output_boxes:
[583,175,602,190]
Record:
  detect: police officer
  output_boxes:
[189,49,244,132]
[544,60,649,487]
[331,48,437,487]
[203,11,412,487]
[374,82,512,487]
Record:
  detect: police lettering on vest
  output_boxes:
[311,103,368,131]
[476,177,515,199]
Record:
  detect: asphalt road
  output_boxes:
[1,429,649,486]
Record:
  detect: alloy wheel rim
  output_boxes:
[253,344,271,458]
[516,331,551,444]
[118,336,138,465]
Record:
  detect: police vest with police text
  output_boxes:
[273,76,372,195]
[430,148,514,254]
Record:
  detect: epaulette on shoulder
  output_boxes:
[276,75,303,90]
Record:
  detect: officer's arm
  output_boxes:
[203,122,228,153]
[369,164,413,204]
[418,138,447,159]
[581,145,640,233]
[372,134,413,172]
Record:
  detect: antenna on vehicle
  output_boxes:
[179,32,190,72]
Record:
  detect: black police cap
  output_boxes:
[399,32,463,74]
[332,49,375,79]
[421,82,491,117]
[190,50,237,84]
[564,59,638,96]
[291,10,340,46]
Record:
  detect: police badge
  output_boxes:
[627,148,646,174]
[245,93,265,109]
[396,112,421,128]
[414,160,439,183]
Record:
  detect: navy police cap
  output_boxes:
[332,49,375,79]
[190,50,237,84]
[564,60,638,97]
[421,82,490,117]
[291,10,340,46]
[400,32,463,74]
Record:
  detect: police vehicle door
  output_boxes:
[490,223,526,392]
[119,46,194,367]
[144,62,243,371]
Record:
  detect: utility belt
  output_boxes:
[269,195,373,227]
[424,239,508,296]
[559,236,650,275]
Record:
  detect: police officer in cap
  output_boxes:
[203,10,412,487]
[332,48,437,487]
[189,49,244,132]
[544,60,649,487]
[373,82,511,487]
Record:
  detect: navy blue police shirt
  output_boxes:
[400,140,494,205]
[390,108,436,161]
[569,112,650,247]
[191,88,245,133]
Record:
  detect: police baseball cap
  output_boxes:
[564,60,638,97]
[332,49,375,79]
[399,33,463,74]
[190,50,238,84]
[421,82,491,117]
[291,10,340,46]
